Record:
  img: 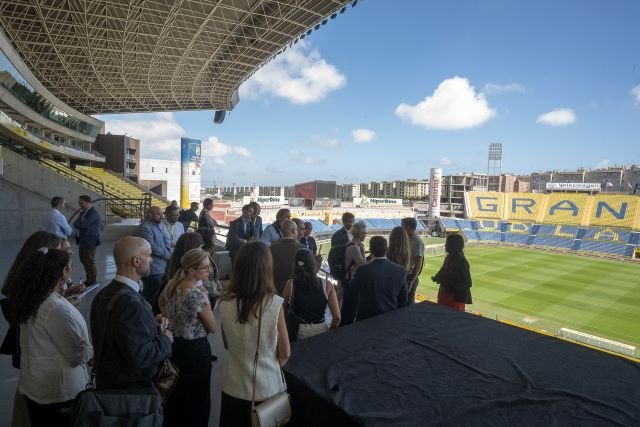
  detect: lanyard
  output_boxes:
[163,220,176,240]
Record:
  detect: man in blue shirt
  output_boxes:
[45,196,73,239]
[260,208,291,247]
[135,206,172,310]
[300,221,318,255]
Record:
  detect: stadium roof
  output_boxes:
[0,0,351,115]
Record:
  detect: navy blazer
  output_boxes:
[73,206,101,247]
[226,217,254,258]
[90,280,172,388]
[330,227,349,247]
[252,216,263,240]
[351,258,408,322]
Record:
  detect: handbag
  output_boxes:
[70,288,164,426]
[251,303,292,427]
[284,281,301,342]
[154,358,180,402]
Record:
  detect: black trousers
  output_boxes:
[25,397,73,427]
[164,337,212,427]
[340,279,358,326]
[220,392,264,427]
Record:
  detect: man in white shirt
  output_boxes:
[160,205,184,250]
[402,217,425,304]
[45,196,73,239]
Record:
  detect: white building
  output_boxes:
[139,159,181,202]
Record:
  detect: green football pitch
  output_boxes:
[417,245,640,347]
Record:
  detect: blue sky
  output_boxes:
[98,0,640,187]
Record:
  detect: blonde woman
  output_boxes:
[387,226,411,273]
[160,248,216,427]
[341,220,367,325]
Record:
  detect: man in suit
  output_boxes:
[249,201,263,240]
[331,212,355,247]
[226,204,255,262]
[73,195,101,286]
[178,201,199,231]
[350,236,408,322]
[135,206,172,309]
[90,236,173,388]
[270,219,304,295]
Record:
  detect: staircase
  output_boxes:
[37,159,157,218]
[76,166,168,208]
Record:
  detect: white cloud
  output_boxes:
[202,136,251,166]
[536,108,576,127]
[351,128,377,143]
[289,148,326,165]
[631,85,640,103]
[100,112,185,159]
[596,159,611,169]
[240,41,346,104]
[327,138,340,147]
[395,76,496,130]
[99,112,250,164]
[482,82,526,95]
[440,156,453,166]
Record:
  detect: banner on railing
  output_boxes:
[546,183,601,191]
[354,196,403,207]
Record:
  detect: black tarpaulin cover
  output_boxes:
[283,302,640,426]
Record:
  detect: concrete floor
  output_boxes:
[0,240,224,427]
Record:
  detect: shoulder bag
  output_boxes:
[251,302,292,427]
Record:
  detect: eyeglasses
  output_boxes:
[195,265,211,271]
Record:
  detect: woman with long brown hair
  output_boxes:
[432,234,473,311]
[219,241,290,427]
[161,248,216,427]
[387,226,411,273]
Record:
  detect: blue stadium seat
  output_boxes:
[503,233,530,244]
[579,240,627,256]
[629,232,640,245]
[305,219,334,234]
[530,235,574,249]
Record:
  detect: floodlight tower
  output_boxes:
[487,143,503,192]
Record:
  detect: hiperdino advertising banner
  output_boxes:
[256,195,284,206]
[354,196,403,207]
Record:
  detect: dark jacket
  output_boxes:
[331,227,349,247]
[73,206,101,247]
[226,216,254,259]
[270,239,305,295]
[252,216,263,240]
[90,280,172,388]
[432,255,473,304]
[178,209,198,231]
[351,258,408,322]
[198,209,217,230]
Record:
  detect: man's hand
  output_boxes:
[163,328,174,343]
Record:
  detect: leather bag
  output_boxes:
[154,358,180,402]
[251,303,291,427]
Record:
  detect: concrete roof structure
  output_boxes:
[0,0,350,114]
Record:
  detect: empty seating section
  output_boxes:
[77,166,167,207]
[503,233,530,244]
[581,227,631,242]
[329,218,427,234]
[304,219,334,235]
[530,235,575,249]
[579,240,627,256]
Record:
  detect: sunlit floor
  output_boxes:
[0,240,224,427]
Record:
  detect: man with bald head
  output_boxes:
[90,237,173,388]
[135,206,172,310]
[270,219,305,295]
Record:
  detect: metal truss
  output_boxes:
[0,0,349,114]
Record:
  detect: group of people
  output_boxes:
[1,197,472,427]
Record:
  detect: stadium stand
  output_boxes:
[77,166,168,207]
[442,192,640,258]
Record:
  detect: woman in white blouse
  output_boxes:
[219,241,290,427]
[160,248,216,427]
[7,248,92,426]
